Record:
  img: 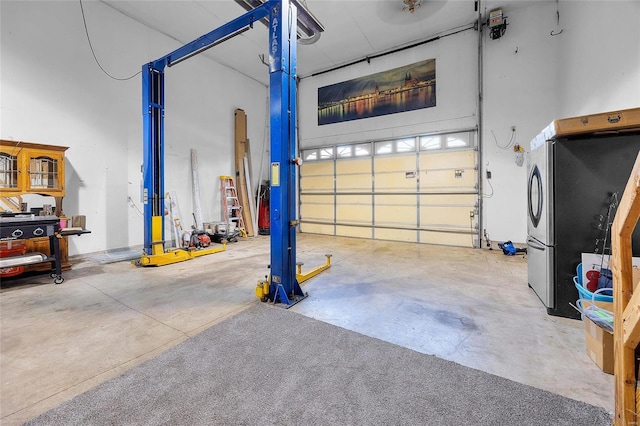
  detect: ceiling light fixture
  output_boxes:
[403,0,421,14]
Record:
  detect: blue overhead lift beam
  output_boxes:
[140,0,325,305]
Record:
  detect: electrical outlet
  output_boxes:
[511,125,516,132]
[486,170,492,179]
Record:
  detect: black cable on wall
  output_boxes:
[79,0,141,81]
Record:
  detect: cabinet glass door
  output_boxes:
[0,153,19,189]
[29,156,59,189]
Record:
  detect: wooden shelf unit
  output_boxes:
[0,140,71,272]
[613,150,640,425]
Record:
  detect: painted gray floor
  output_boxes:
[0,234,614,425]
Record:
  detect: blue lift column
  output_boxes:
[141,63,166,256]
[137,4,269,266]
[268,0,306,305]
[138,0,325,282]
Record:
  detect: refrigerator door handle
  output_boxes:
[527,237,546,251]
[528,165,543,228]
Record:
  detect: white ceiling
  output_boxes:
[101,0,512,85]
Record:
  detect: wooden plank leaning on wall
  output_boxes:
[235,109,255,236]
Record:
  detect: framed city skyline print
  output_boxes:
[317,58,436,125]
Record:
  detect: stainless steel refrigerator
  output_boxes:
[526,109,640,319]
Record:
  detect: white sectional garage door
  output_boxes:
[300,130,479,247]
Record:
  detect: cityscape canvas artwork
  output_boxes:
[317,58,436,125]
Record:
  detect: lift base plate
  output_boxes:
[136,244,226,267]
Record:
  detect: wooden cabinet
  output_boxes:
[0,141,67,194]
[0,140,71,272]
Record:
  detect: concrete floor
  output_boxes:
[1,234,613,425]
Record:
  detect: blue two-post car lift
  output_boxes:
[138,0,329,306]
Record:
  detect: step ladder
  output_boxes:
[166,191,187,248]
[220,176,246,237]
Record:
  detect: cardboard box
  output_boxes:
[583,300,614,374]
[71,215,86,230]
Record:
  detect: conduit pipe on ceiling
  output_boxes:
[303,23,475,79]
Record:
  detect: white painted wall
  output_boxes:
[299,28,478,147]
[556,0,640,116]
[484,0,640,244]
[0,0,268,255]
[2,0,637,255]
[482,0,561,245]
[298,0,640,245]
